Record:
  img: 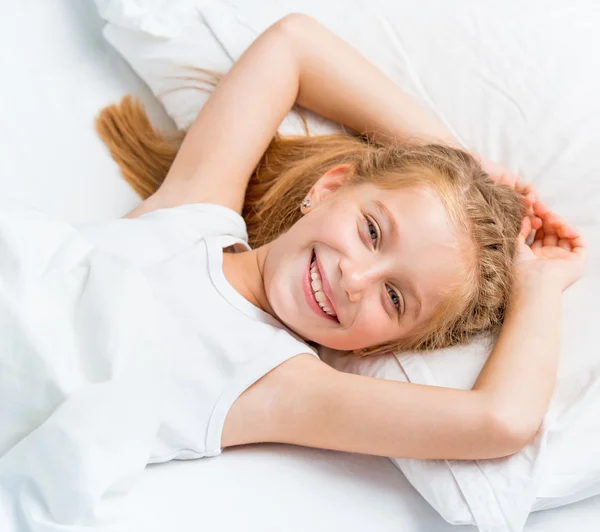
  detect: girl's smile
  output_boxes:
[303,249,339,323]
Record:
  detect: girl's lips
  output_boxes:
[303,250,338,322]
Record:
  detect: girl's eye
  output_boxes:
[366,218,379,246]
[387,286,401,312]
[363,215,400,314]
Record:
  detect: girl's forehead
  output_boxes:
[351,184,444,219]
[371,187,468,273]
[348,181,432,200]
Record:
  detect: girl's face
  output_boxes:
[259,171,470,351]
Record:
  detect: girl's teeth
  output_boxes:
[310,255,337,318]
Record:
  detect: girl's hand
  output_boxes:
[516,214,586,292]
[476,156,581,242]
[477,156,542,238]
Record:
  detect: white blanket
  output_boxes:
[0,203,165,531]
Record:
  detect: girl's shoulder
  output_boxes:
[78,202,249,267]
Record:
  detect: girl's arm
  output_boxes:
[472,232,586,433]
[223,284,558,460]
[224,353,518,460]
[223,231,585,459]
[276,14,459,147]
[125,13,458,219]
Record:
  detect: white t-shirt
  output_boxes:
[78,203,319,462]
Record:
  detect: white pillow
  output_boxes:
[96,1,600,531]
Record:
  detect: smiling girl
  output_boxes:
[95,14,585,461]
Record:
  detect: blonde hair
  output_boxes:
[96,93,524,357]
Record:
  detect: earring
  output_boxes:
[302,198,311,209]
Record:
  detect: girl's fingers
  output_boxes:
[541,216,557,236]
[531,237,543,250]
[571,235,586,252]
[514,189,582,246]
[534,227,545,241]
[558,238,572,251]
[556,224,578,240]
[544,213,564,238]
[544,232,559,247]
[544,212,580,239]
[531,197,581,239]
[521,185,537,205]
[533,200,550,219]
[531,227,544,249]
[557,218,580,239]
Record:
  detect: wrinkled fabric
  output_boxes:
[0,202,167,530]
[0,201,317,531]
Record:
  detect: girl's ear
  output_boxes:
[305,164,353,209]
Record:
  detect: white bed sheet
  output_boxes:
[1,0,598,531]
[123,444,600,532]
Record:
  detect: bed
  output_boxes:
[2,1,599,531]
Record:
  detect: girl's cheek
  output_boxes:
[356,312,389,339]
[351,316,375,337]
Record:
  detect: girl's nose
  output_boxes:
[339,257,381,302]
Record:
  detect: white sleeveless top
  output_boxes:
[78,203,319,462]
